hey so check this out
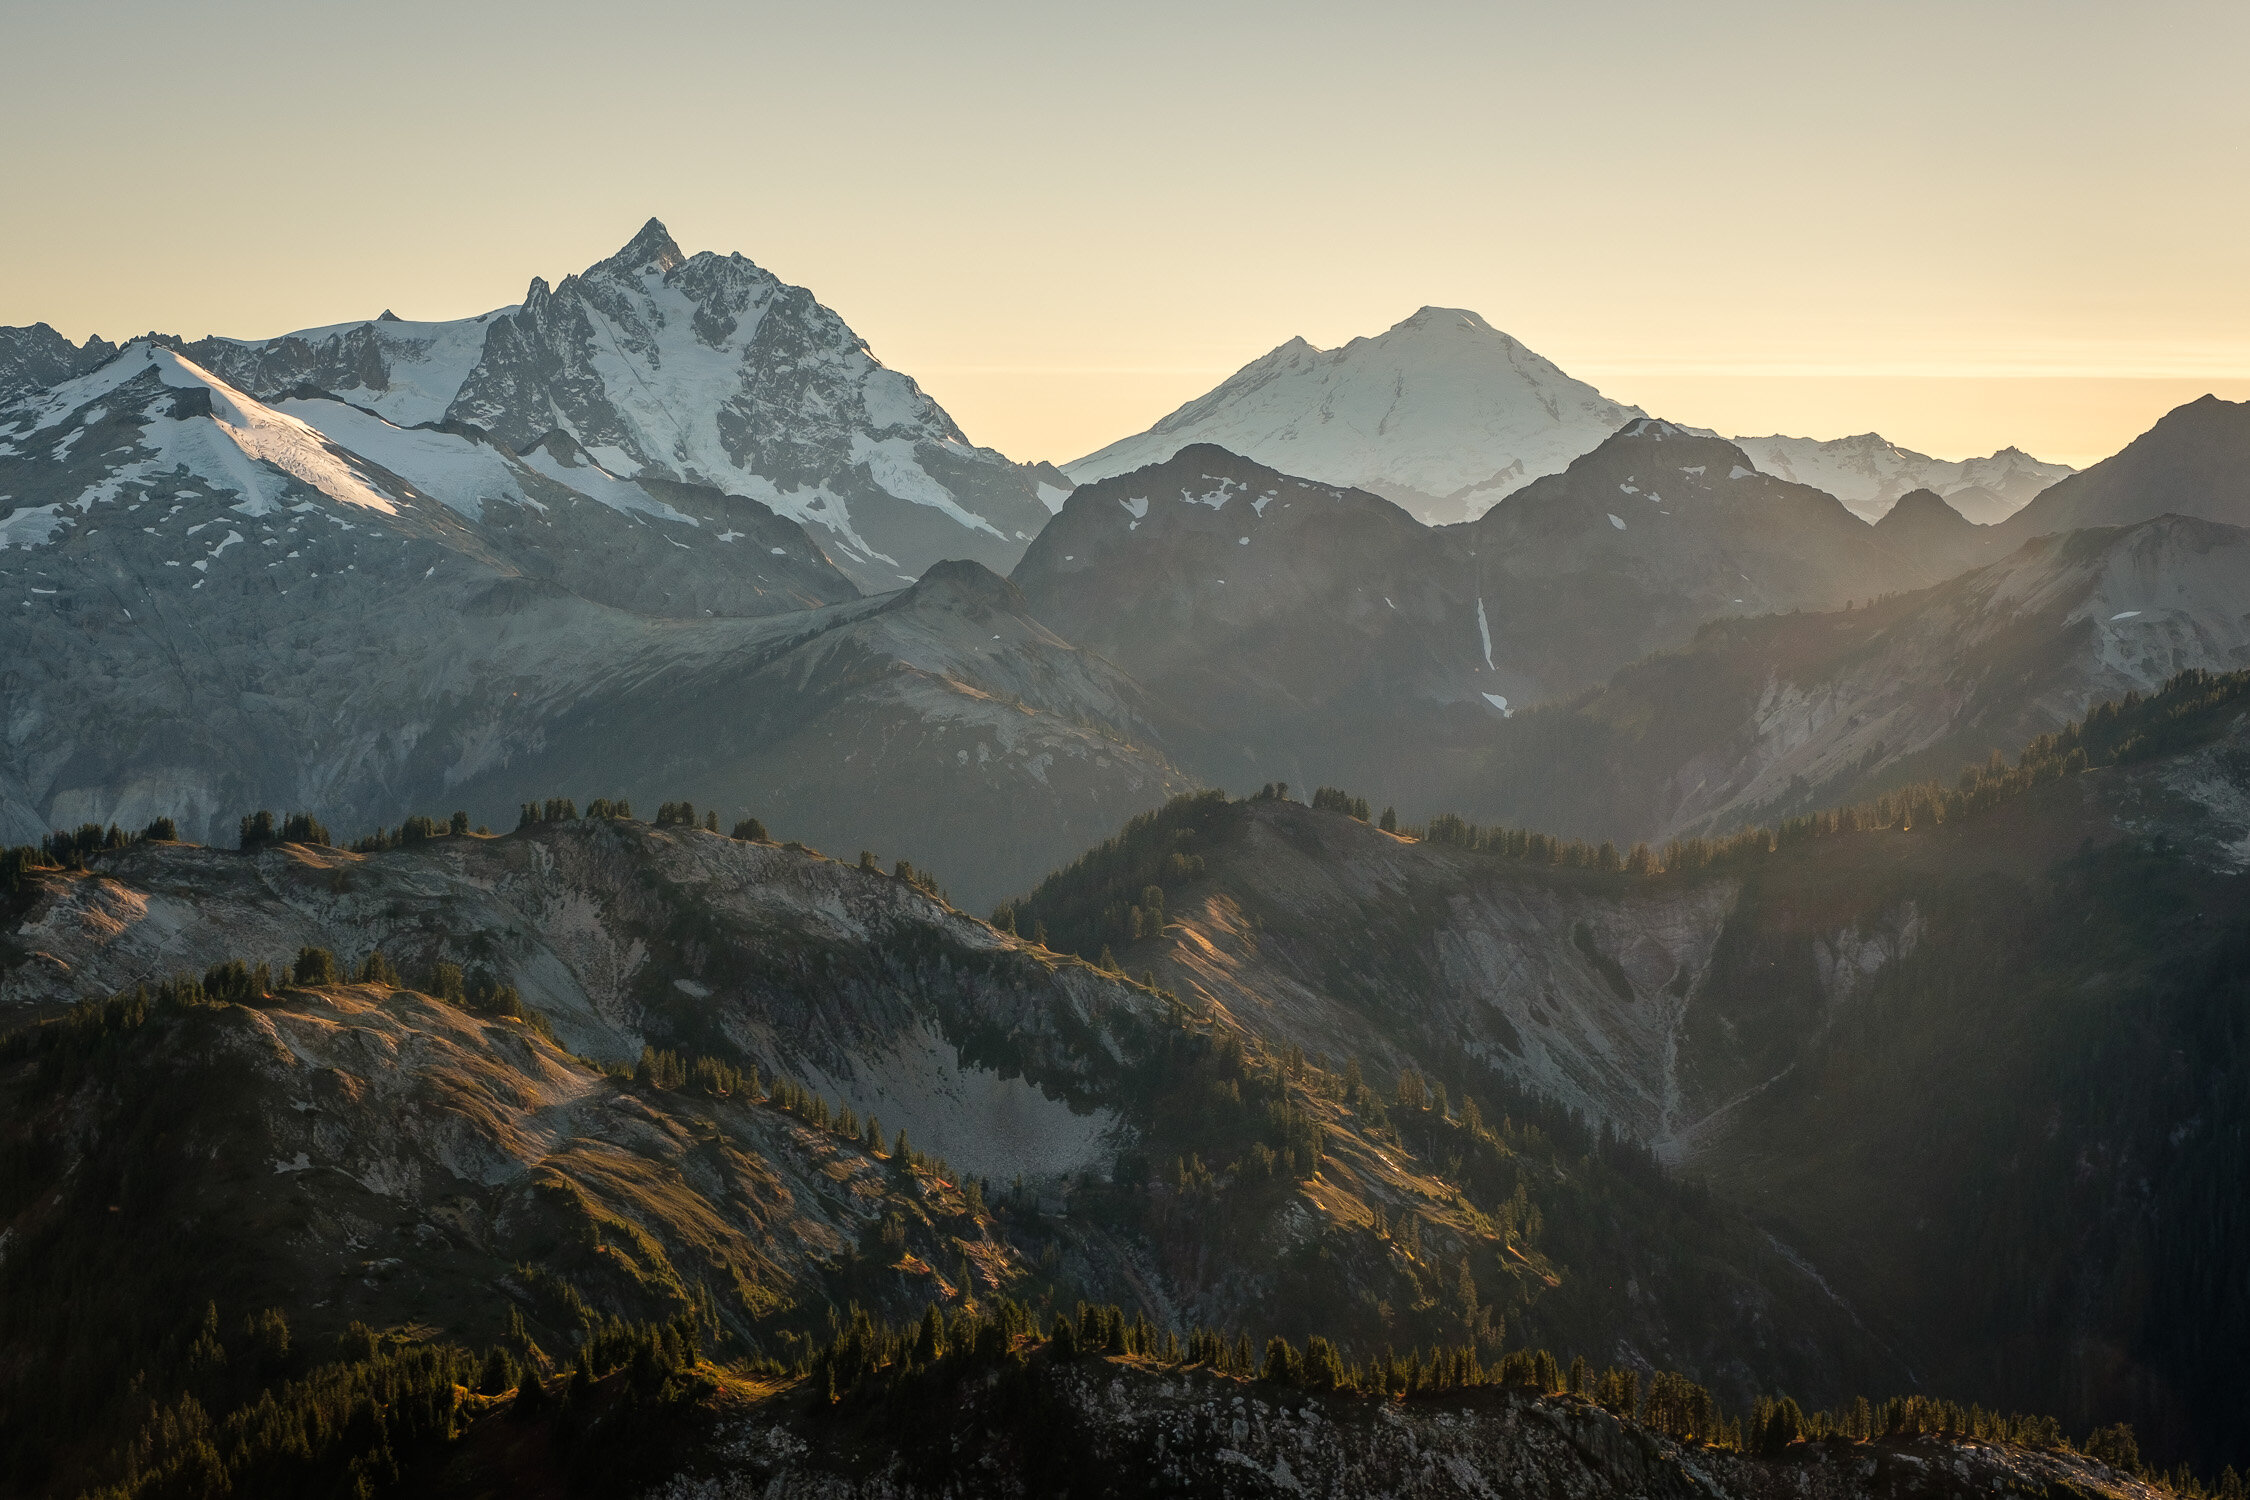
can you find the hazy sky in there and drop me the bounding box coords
[4,0,2245,468]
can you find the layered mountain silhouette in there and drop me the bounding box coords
[1067,307,2073,526]
[1017,423,1974,807]
[2001,393,2250,537]
[0,342,1180,901]
[1442,513,2250,844]
[1732,432,2072,523]
[8,237,2250,1489]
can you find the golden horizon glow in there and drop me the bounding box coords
[4,0,2245,476]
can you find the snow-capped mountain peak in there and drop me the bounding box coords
[1730,431,2073,524]
[599,216,688,276]
[147,218,1060,589]
[1615,417,1716,442]
[1065,307,1647,525]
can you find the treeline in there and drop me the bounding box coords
[1320,665,2250,878]
[585,1048,969,1187]
[2,948,557,1074]
[1001,666,2243,962]
[795,1295,2141,1473]
[763,1073,968,1184]
[237,790,785,850]
[8,786,793,898]
[855,849,946,903]
[240,810,338,849]
[1119,1025,1326,1192]
[1770,664,2250,846]
[348,811,474,852]
[1310,785,1375,822]
[83,1303,711,1500]
[1006,789,1232,960]
[591,1045,752,1099]
[2,817,178,895]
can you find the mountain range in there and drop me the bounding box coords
[1066,308,2075,526]
[6,666,2246,1490]
[123,219,1065,591]
[8,263,2246,906]
[1730,432,2073,524]
[1015,420,2018,814]
[6,216,2250,1491]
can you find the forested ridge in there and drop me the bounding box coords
[2,666,2247,1493]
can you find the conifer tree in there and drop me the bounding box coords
[914,1304,944,1366]
[477,1346,515,1395]
[292,946,340,987]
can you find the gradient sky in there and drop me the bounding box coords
[4,0,2245,469]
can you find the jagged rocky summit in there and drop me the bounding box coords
[155,217,1067,589]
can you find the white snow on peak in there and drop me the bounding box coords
[1616,418,1711,442]
[1731,432,2074,523]
[1608,513,1627,530]
[1482,692,1512,716]
[19,344,401,519]
[278,398,529,522]
[517,441,694,524]
[1475,598,1495,669]
[224,311,510,427]
[1063,306,1646,524]
[1118,495,1149,520]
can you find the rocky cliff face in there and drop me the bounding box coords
[653,1360,2162,1500]
[9,724,2246,1481]
[0,321,118,406]
[1441,514,2250,845]
[0,343,1180,898]
[1009,703,2250,1465]
[1015,428,1948,814]
[170,219,1065,590]
[0,818,1911,1441]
